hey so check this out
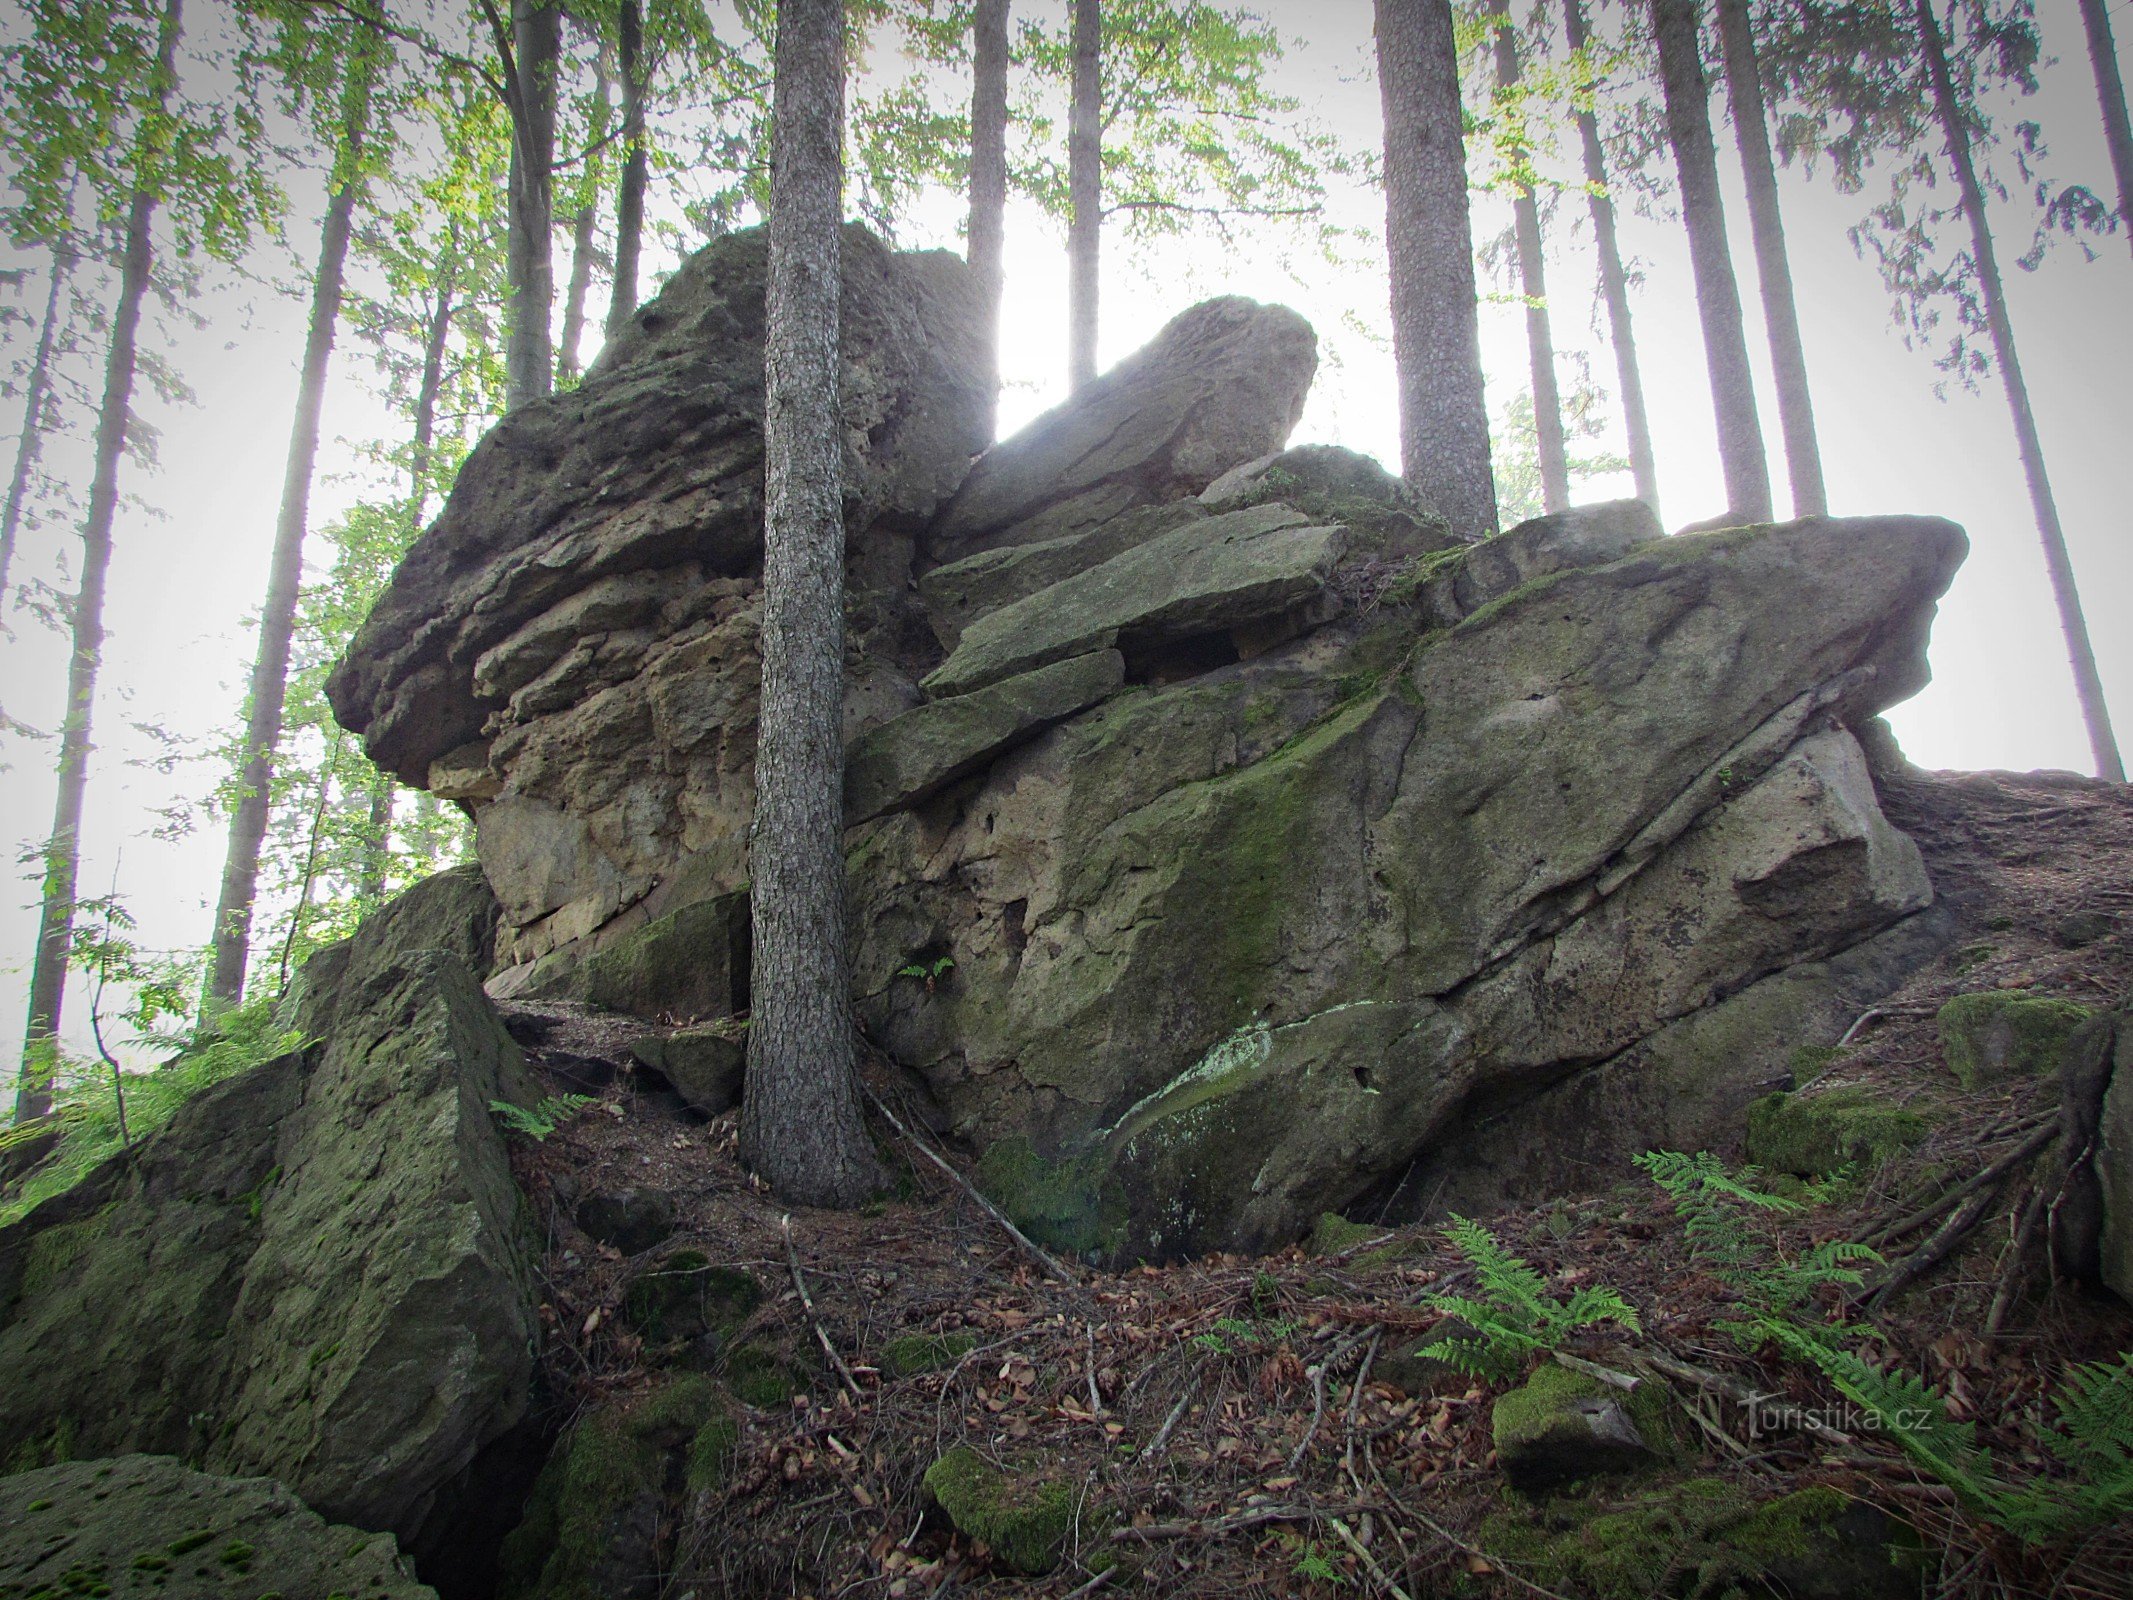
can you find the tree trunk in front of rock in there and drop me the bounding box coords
[16,0,182,1121]
[1066,0,1100,392]
[1491,0,1569,514]
[606,0,648,337]
[557,55,611,383]
[205,36,376,1013]
[741,0,886,1208]
[1915,0,2122,782]
[1375,0,1496,538]
[1715,0,1824,516]
[504,0,559,408]
[1650,0,1771,523]
[969,0,1010,434]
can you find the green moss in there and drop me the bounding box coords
[1936,991,2094,1090]
[1493,1366,1622,1457]
[922,1445,1083,1576]
[1308,1213,1380,1256]
[974,1137,1124,1260]
[619,1251,760,1349]
[685,1411,738,1494]
[724,1342,806,1408]
[20,1210,112,1300]
[1788,1045,1846,1086]
[879,1332,976,1377]
[1746,1086,1932,1178]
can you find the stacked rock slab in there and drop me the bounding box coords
[0,869,540,1557]
[330,235,1965,1262]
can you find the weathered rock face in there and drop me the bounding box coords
[0,873,541,1550]
[0,1455,437,1599]
[332,280,1965,1262]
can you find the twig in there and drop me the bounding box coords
[1110,1503,1339,1542]
[1864,1183,2007,1312]
[1144,1387,1195,1464]
[1329,1516,1414,1600]
[1632,1349,1854,1446]
[1343,1330,1382,1487]
[859,1079,1083,1291]
[1288,1359,1331,1469]
[1552,1351,1639,1390]
[1985,1182,2050,1336]
[1061,1569,1114,1598]
[1863,1121,2057,1250]
[782,1215,863,1399]
[1085,1320,1105,1416]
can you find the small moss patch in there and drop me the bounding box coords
[974,1137,1122,1260]
[1746,1086,1931,1177]
[922,1446,1082,1576]
[619,1250,760,1351]
[725,1342,808,1408]
[879,1332,976,1377]
[1937,991,2094,1090]
[1307,1213,1380,1256]
[1492,1365,1669,1492]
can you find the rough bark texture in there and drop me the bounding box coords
[1916,0,2122,781]
[969,0,1010,437]
[1650,0,1771,522]
[1716,0,1824,517]
[1564,0,1658,514]
[2078,0,2133,262]
[15,0,182,1121]
[0,241,71,604]
[1491,0,1569,514]
[740,0,885,1208]
[504,0,559,410]
[1375,0,1496,538]
[606,0,648,339]
[206,41,375,1011]
[1066,0,1100,392]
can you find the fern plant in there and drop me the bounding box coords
[1416,1214,1641,1383]
[490,1095,596,1142]
[1769,1328,2133,1540]
[1635,1150,1880,1351]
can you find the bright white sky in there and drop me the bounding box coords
[1,0,2130,1068]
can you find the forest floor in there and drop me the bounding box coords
[500,764,2133,1600]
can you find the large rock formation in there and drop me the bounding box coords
[0,869,541,1553]
[329,225,1965,1261]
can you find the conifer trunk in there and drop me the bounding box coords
[1715,0,1824,515]
[1066,0,1100,391]
[1375,0,1497,538]
[1649,0,1771,522]
[1490,0,1569,514]
[1563,0,1659,514]
[205,39,376,1011]
[606,0,648,337]
[740,0,885,1207]
[358,776,394,906]
[0,240,73,607]
[969,0,1010,435]
[504,0,559,408]
[1916,0,2122,781]
[2077,0,2133,259]
[557,57,611,382]
[15,0,183,1121]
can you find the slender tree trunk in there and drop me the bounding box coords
[2077,0,2133,259]
[15,0,183,1122]
[1916,0,2122,782]
[204,39,376,1012]
[605,0,647,339]
[557,56,611,383]
[969,0,1010,436]
[358,774,394,905]
[1563,0,1659,515]
[1649,0,1771,522]
[741,0,884,1207]
[1066,0,1100,391]
[1715,0,1824,516]
[1489,0,1569,514]
[505,0,559,408]
[1375,0,1496,538]
[0,239,74,606]
[409,256,457,523]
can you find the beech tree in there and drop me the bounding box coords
[206,20,386,1011]
[741,0,885,1207]
[0,236,74,611]
[496,0,559,407]
[1649,0,1771,522]
[1562,0,1659,513]
[1714,0,1825,516]
[969,0,1009,428]
[1376,0,1496,537]
[1066,0,1099,389]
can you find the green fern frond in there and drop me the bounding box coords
[1559,1284,1643,1335]
[1443,1213,1551,1307]
[2048,1352,2133,1477]
[1416,1332,1528,1384]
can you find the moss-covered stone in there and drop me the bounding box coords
[498,1377,736,1600]
[725,1342,809,1408]
[1479,1477,1921,1599]
[1492,1365,1666,1492]
[1307,1212,1381,1256]
[974,1137,1125,1260]
[1746,1086,1932,1177]
[1937,990,2094,1090]
[580,890,748,1022]
[619,1250,760,1355]
[879,1332,976,1377]
[921,1445,1083,1575]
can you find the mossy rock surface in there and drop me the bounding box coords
[1492,1365,1669,1492]
[0,1454,434,1599]
[1937,990,2094,1090]
[580,890,749,1022]
[1306,1213,1381,1256]
[497,1376,737,1600]
[1746,1086,1932,1177]
[921,1446,1083,1575]
[724,1341,811,1408]
[619,1250,761,1354]
[1480,1477,1921,1599]
[879,1332,976,1377]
